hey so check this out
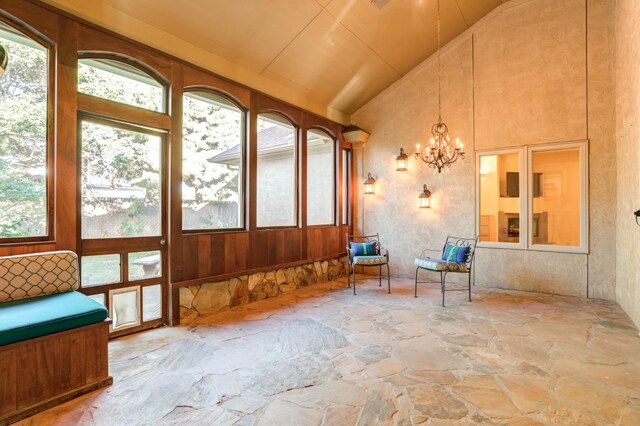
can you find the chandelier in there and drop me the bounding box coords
[414,0,464,173]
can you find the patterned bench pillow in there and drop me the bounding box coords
[0,251,79,303]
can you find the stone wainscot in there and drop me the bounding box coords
[180,257,348,320]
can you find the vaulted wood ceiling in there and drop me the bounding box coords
[42,0,508,123]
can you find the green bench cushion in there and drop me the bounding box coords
[0,291,108,346]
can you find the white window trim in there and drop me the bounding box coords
[475,141,588,254]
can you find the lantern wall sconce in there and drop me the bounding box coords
[364,173,376,195]
[395,148,408,171]
[419,184,432,208]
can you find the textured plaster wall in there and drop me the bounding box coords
[351,0,616,299]
[615,0,640,327]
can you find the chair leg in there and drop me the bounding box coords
[468,272,472,302]
[386,263,390,294]
[353,267,356,295]
[379,265,382,287]
[440,271,445,307]
[414,267,419,298]
[347,264,351,288]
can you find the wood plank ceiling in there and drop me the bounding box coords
[41,0,507,123]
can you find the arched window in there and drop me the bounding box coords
[257,113,297,227]
[0,20,49,239]
[307,128,335,225]
[78,57,165,112]
[182,90,245,230]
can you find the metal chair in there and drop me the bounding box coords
[414,235,478,306]
[346,233,390,295]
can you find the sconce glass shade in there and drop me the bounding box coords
[395,148,408,171]
[0,44,8,76]
[364,172,376,195]
[419,184,432,208]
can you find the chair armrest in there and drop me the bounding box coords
[379,247,389,259]
[418,248,441,259]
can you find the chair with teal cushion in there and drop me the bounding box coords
[414,235,478,306]
[346,233,390,295]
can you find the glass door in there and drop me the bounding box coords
[79,117,167,337]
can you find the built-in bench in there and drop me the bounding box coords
[0,251,112,425]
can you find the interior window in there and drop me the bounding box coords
[0,22,49,239]
[256,113,297,227]
[478,152,522,244]
[182,91,244,231]
[307,129,335,225]
[531,148,581,247]
[78,58,165,112]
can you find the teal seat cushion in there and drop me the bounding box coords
[415,257,468,272]
[0,291,108,346]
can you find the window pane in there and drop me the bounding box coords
[81,121,161,239]
[110,287,140,330]
[342,150,351,225]
[479,152,520,243]
[257,113,296,227]
[531,148,581,246]
[128,250,161,281]
[82,254,121,287]
[88,293,106,306]
[0,24,48,238]
[183,92,243,230]
[143,284,162,321]
[78,58,164,112]
[307,129,334,225]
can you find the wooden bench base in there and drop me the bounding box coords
[0,320,112,426]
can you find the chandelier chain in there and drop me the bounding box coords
[437,0,441,120]
[413,0,465,173]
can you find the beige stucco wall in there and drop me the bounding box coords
[351,0,616,300]
[615,0,640,327]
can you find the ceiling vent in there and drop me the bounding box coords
[371,0,392,10]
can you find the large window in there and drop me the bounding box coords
[342,149,351,225]
[306,129,335,225]
[257,113,297,227]
[81,120,162,239]
[78,58,165,112]
[477,142,587,252]
[0,22,49,239]
[182,91,244,231]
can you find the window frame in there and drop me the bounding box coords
[0,16,55,244]
[181,88,248,234]
[306,126,337,227]
[475,141,588,254]
[255,110,300,230]
[77,52,170,114]
[341,148,352,226]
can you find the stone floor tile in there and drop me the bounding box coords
[18,276,640,425]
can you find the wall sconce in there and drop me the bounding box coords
[418,184,432,208]
[395,148,408,171]
[364,172,376,195]
[0,44,8,76]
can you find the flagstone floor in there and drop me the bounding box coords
[16,276,640,425]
